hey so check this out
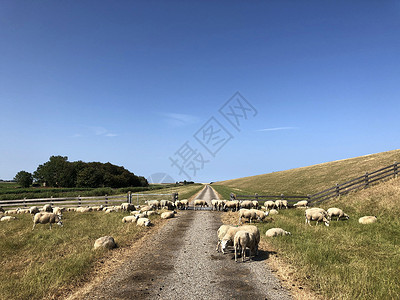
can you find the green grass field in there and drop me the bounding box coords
[215,149,400,196]
[0,184,203,300]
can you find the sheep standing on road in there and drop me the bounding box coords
[32,212,63,230]
[327,208,349,221]
[180,199,189,210]
[234,231,256,262]
[216,224,233,252]
[220,225,260,255]
[224,200,239,212]
[194,200,209,210]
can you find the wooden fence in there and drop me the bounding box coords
[309,162,399,205]
[234,162,399,206]
[0,192,177,210]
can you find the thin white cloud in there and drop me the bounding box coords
[257,127,298,132]
[161,112,200,127]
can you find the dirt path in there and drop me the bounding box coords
[67,185,292,300]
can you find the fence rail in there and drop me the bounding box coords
[0,192,177,209]
[234,161,399,207]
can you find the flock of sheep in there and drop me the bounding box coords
[212,198,378,262]
[0,198,188,231]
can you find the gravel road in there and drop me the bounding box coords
[68,185,292,300]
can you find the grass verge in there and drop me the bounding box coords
[0,184,203,300]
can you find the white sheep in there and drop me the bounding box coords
[238,209,257,224]
[122,215,139,223]
[240,200,253,209]
[220,225,260,255]
[217,200,226,211]
[43,204,53,212]
[224,200,240,212]
[144,210,157,217]
[29,206,40,214]
[359,216,377,224]
[234,231,256,262]
[77,207,92,213]
[211,199,219,210]
[140,205,153,212]
[252,201,259,209]
[269,209,279,215]
[216,224,233,252]
[146,200,160,209]
[305,208,330,226]
[160,200,175,210]
[32,212,63,230]
[250,209,269,222]
[52,207,64,215]
[136,217,151,227]
[161,211,175,219]
[180,199,189,209]
[194,199,209,210]
[1,216,16,221]
[265,228,291,237]
[264,201,275,209]
[327,208,349,221]
[293,200,308,208]
[121,203,135,212]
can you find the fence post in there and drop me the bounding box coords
[255,193,258,201]
[364,172,369,188]
[78,195,81,207]
[281,193,284,200]
[50,196,53,206]
[137,194,139,207]
[105,194,108,206]
[336,184,340,197]
[127,191,132,204]
[394,162,398,178]
[230,193,235,201]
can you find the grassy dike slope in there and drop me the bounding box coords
[216,149,400,195]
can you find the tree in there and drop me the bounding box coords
[14,171,33,188]
[33,156,75,187]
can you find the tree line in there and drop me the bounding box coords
[14,156,148,188]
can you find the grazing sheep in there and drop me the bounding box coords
[224,200,240,212]
[238,209,257,224]
[234,231,256,262]
[265,228,291,237]
[264,201,275,209]
[293,200,308,208]
[359,216,377,224]
[1,216,17,222]
[269,209,279,215]
[216,224,234,252]
[305,208,330,226]
[220,225,260,255]
[175,200,183,210]
[32,212,63,230]
[43,204,53,212]
[121,203,136,212]
[122,215,139,223]
[161,211,175,219]
[281,200,288,209]
[327,208,349,221]
[136,217,151,227]
[250,209,269,222]
[274,200,284,209]
[193,200,208,210]
[180,199,189,209]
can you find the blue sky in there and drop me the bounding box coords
[1,1,399,182]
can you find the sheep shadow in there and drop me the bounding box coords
[227,248,276,262]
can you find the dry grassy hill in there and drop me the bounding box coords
[216,149,400,195]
